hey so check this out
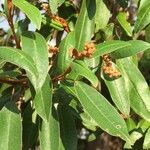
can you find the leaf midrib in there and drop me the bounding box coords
[135,5,150,31]
[75,83,130,141]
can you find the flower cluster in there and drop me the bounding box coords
[102,54,121,78]
[53,15,70,32]
[71,42,96,59]
[41,3,70,32]
[48,45,59,55]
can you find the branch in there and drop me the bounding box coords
[0,77,28,86]
[7,0,21,49]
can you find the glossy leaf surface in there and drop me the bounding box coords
[57,32,75,73]
[74,81,130,142]
[0,47,38,88]
[117,12,132,36]
[111,40,150,59]
[95,0,111,32]
[22,31,49,90]
[134,3,150,33]
[39,106,64,150]
[13,0,42,29]
[118,59,150,121]
[102,66,130,116]
[0,102,22,150]
[68,60,99,87]
[34,76,52,121]
[58,105,77,150]
[75,0,96,51]
[143,127,150,149]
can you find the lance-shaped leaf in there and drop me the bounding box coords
[57,32,75,73]
[74,81,131,143]
[134,3,150,33]
[94,40,150,59]
[49,0,65,14]
[95,0,111,32]
[0,101,22,150]
[34,76,52,121]
[143,127,150,149]
[93,41,130,58]
[39,106,64,150]
[75,0,96,51]
[12,0,42,29]
[67,60,99,87]
[22,102,38,150]
[101,63,130,116]
[120,58,150,112]
[21,31,49,90]
[117,12,132,36]
[0,46,38,89]
[111,40,150,59]
[118,59,150,121]
[139,0,150,10]
[58,105,77,150]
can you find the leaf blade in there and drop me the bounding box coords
[58,105,77,150]
[34,76,52,121]
[0,102,22,150]
[12,0,42,29]
[21,31,49,89]
[74,0,96,51]
[74,81,130,142]
[0,46,38,89]
[134,4,150,33]
[39,106,64,150]
[57,32,75,73]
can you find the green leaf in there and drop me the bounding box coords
[119,58,150,111]
[134,3,150,33]
[74,81,131,142]
[4,0,9,18]
[22,102,38,150]
[12,0,42,30]
[117,12,132,36]
[0,101,22,150]
[126,118,136,132]
[49,0,65,14]
[95,0,111,32]
[68,60,99,87]
[21,31,49,90]
[39,106,64,150]
[137,119,150,133]
[84,57,100,73]
[143,127,150,149]
[60,81,76,96]
[118,59,150,121]
[34,76,52,121]
[0,70,21,78]
[49,0,58,14]
[58,105,77,150]
[124,130,143,149]
[93,40,130,58]
[57,32,75,73]
[80,111,97,131]
[139,0,150,10]
[75,0,96,51]
[0,47,38,89]
[94,40,150,59]
[0,59,5,69]
[146,24,150,42]
[111,40,150,59]
[101,63,130,116]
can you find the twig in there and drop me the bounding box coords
[0,77,28,86]
[7,0,20,48]
[52,66,71,82]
